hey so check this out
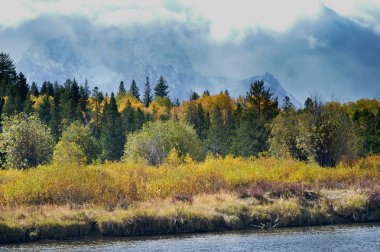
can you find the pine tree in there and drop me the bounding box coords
[91,86,103,138]
[118,81,126,96]
[3,86,18,115]
[143,76,153,107]
[129,80,140,100]
[205,105,228,156]
[23,94,34,115]
[154,75,169,98]
[202,90,210,97]
[189,91,200,101]
[40,81,48,95]
[39,95,51,126]
[121,100,135,133]
[135,107,145,130]
[175,98,180,107]
[16,72,29,104]
[46,82,54,97]
[282,96,294,112]
[233,80,279,156]
[30,82,39,96]
[50,88,62,141]
[79,80,91,124]
[101,93,124,161]
[0,52,17,86]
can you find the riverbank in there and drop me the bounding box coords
[1,156,380,244]
[1,189,380,244]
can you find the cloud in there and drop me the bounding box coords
[305,35,327,49]
[1,1,380,103]
[2,0,380,42]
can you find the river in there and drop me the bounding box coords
[2,224,380,251]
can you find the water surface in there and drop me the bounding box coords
[2,224,380,251]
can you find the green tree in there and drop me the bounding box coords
[30,82,39,96]
[205,105,228,156]
[53,140,86,166]
[0,52,17,92]
[39,95,51,126]
[16,72,29,105]
[186,103,209,140]
[189,91,200,101]
[101,93,124,161]
[154,75,169,98]
[117,81,126,97]
[135,107,145,130]
[269,99,358,166]
[0,113,54,169]
[90,86,103,138]
[353,108,380,155]
[121,100,135,133]
[60,121,101,164]
[143,77,153,107]
[123,120,202,165]
[233,80,279,156]
[129,80,140,100]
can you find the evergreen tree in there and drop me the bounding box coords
[79,80,90,124]
[16,72,29,104]
[129,79,140,100]
[39,95,51,126]
[154,75,169,98]
[135,107,145,130]
[175,98,180,107]
[143,76,153,107]
[91,86,103,138]
[80,79,91,99]
[205,105,228,156]
[30,82,39,96]
[233,80,279,156]
[282,96,294,112]
[101,93,124,161]
[46,82,54,97]
[3,86,18,115]
[50,88,62,141]
[190,91,200,101]
[121,100,135,133]
[118,81,126,96]
[203,90,210,97]
[0,52,17,87]
[40,81,48,95]
[23,94,34,115]
[0,75,10,97]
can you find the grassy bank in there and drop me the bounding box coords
[1,156,380,243]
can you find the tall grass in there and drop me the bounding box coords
[1,156,379,207]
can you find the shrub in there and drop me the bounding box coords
[0,113,54,169]
[60,121,101,164]
[123,120,202,165]
[53,141,86,166]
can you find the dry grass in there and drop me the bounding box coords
[1,156,380,207]
[1,156,380,243]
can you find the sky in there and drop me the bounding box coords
[1,0,380,102]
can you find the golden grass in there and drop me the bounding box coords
[0,156,380,206]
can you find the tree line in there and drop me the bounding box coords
[0,52,379,169]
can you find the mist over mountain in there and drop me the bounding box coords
[17,29,212,101]
[1,3,380,103]
[16,28,299,104]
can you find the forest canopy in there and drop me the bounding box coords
[0,52,379,168]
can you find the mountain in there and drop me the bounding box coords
[211,73,302,108]
[237,73,302,108]
[17,34,299,105]
[17,33,212,101]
